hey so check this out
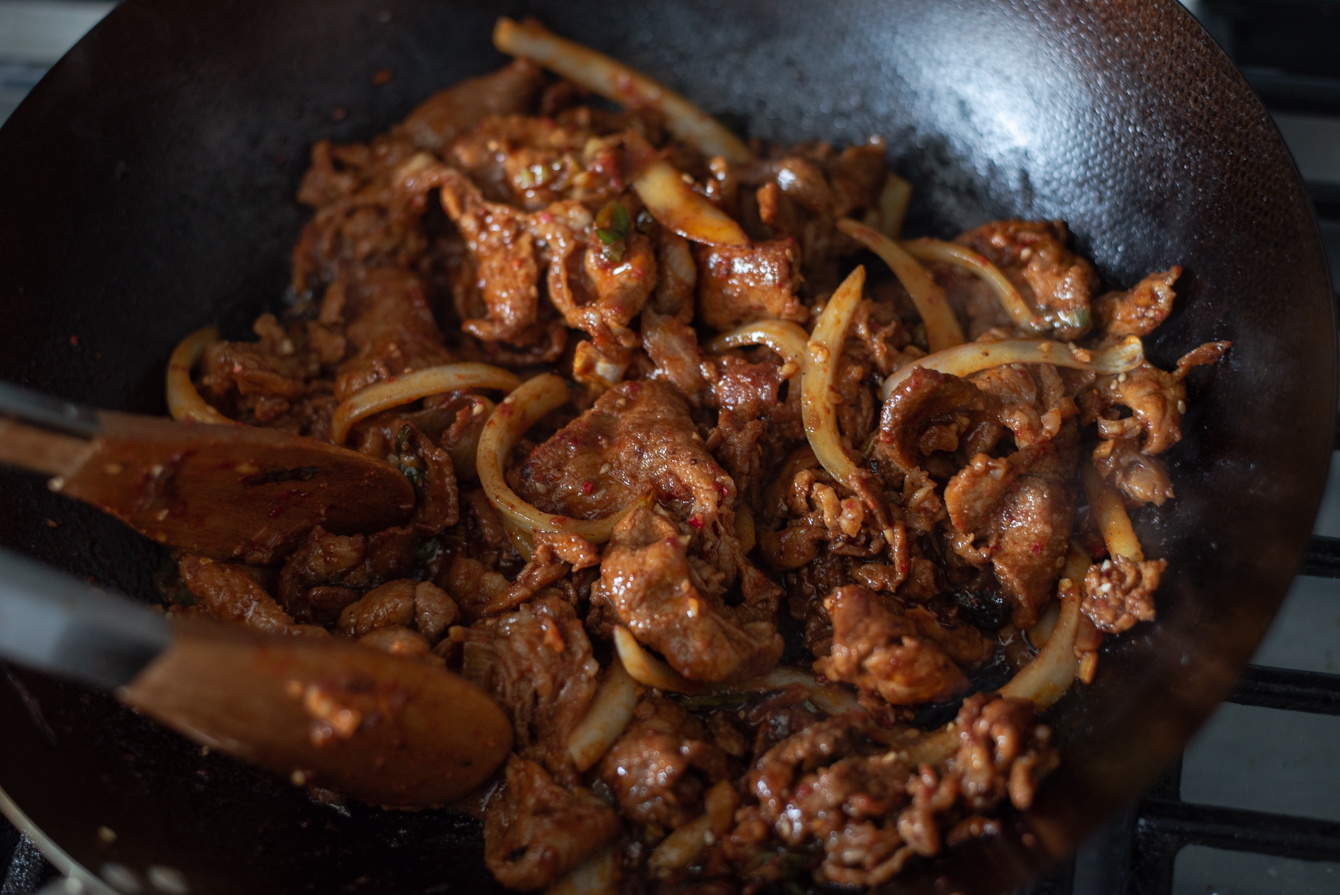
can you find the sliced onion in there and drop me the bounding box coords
[1026,600,1062,650]
[330,363,520,445]
[728,665,862,717]
[836,218,964,353]
[500,514,536,562]
[634,158,750,246]
[648,812,712,877]
[1081,463,1144,561]
[800,265,890,537]
[880,335,1145,400]
[546,845,621,895]
[734,505,756,556]
[493,17,749,163]
[166,326,233,424]
[613,626,706,695]
[878,173,912,239]
[567,662,641,772]
[999,548,1090,709]
[902,238,1043,334]
[477,373,635,543]
[705,319,810,376]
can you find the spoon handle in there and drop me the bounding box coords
[0,548,171,689]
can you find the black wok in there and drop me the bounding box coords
[0,1,1332,893]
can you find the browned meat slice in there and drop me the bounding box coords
[329,267,456,401]
[394,59,545,154]
[447,112,623,211]
[516,379,734,525]
[956,219,1099,339]
[813,586,968,705]
[944,453,1024,536]
[969,361,1076,447]
[178,555,313,634]
[468,595,599,774]
[875,367,1000,476]
[598,698,732,829]
[438,170,543,345]
[1081,555,1167,633]
[1091,267,1181,340]
[651,230,697,321]
[484,755,619,891]
[983,469,1077,628]
[1092,433,1175,506]
[948,693,1059,812]
[197,315,342,435]
[1088,341,1231,457]
[599,507,783,682]
[336,579,459,643]
[695,240,806,331]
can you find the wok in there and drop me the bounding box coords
[0,0,1332,893]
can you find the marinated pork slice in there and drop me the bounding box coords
[516,379,734,524]
[695,240,806,331]
[813,586,969,705]
[393,59,546,154]
[469,594,599,775]
[956,219,1099,339]
[1082,555,1167,633]
[178,555,323,636]
[336,579,459,643]
[598,698,732,829]
[599,507,783,682]
[1091,267,1181,341]
[484,755,619,890]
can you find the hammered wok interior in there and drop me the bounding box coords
[0,1,1332,892]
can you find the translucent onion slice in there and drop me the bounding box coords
[500,514,536,562]
[878,173,912,239]
[493,17,749,164]
[999,548,1090,709]
[648,812,712,877]
[705,319,810,376]
[880,335,1145,401]
[734,504,756,556]
[801,265,889,529]
[836,218,965,353]
[1081,463,1144,561]
[902,238,1044,334]
[634,159,750,246]
[567,662,641,772]
[613,626,706,695]
[731,665,862,717]
[166,326,233,424]
[1026,600,1062,650]
[330,363,520,445]
[477,373,634,543]
[546,846,620,895]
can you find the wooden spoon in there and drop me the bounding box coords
[0,548,512,806]
[0,382,416,563]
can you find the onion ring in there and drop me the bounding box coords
[567,661,641,772]
[836,218,965,352]
[1081,463,1144,561]
[880,335,1145,400]
[901,237,1044,334]
[165,326,233,424]
[477,373,637,542]
[493,17,749,164]
[705,319,810,375]
[330,363,520,445]
[633,158,750,246]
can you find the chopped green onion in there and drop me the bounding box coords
[394,424,411,455]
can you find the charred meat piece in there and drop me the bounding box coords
[813,586,968,705]
[1082,555,1167,633]
[484,755,619,890]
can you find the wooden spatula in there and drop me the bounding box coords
[0,548,513,806]
[0,382,416,563]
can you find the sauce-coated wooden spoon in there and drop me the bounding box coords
[0,548,512,806]
[0,381,416,563]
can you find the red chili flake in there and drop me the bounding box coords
[581,480,594,494]
[45,518,58,528]
[68,335,79,346]
[1031,542,1044,556]
[688,514,704,530]
[537,211,553,224]
[715,482,730,499]
[331,106,348,121]
[268,505,287,519]
[371,68,394,85]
